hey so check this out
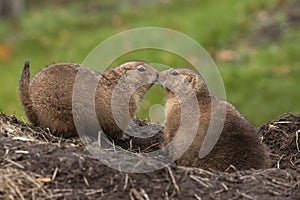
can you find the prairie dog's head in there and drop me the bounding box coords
[115,61,158,85]
[112,61,158,99]
[104,61,158,126]
[100,61,158,96]
[158,67,210,99]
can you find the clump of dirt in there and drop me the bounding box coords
[259,113,300,170]
[0,113,299,199]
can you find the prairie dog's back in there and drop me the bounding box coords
[20,63,86,137]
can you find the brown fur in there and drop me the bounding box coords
[19,61,158,139]
[158,67,270,171]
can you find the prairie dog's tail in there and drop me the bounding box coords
[19,61,38,124]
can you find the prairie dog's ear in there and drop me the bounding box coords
[185,74,195,83]
[106,69,117,79]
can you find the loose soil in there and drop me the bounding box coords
[0,113,299,200]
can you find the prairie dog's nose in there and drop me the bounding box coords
[157,69,170,85]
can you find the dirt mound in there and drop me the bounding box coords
[259,113,300,170]
[0,113,299,199]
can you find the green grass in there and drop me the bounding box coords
[0,0,299,126]
[219,27,300,125]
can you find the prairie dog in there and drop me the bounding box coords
[158,67,270,171]
[19,61,158,139]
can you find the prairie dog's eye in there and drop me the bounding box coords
[171,70,179,76]
[137,65,146,72]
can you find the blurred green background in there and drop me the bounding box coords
[0,0,299,126]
